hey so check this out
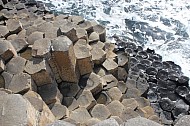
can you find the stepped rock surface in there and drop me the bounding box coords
[0,0,189,126]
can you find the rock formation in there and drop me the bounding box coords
[0,0,189,126]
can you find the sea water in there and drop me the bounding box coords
[37,0,190,77]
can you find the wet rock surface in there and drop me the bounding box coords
[115,33,190,125]
[0,0,189,126]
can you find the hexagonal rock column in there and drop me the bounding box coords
[32,38,51,58]
[23,91,56,126]
[1,71,13,89]
[90,46,106,65]
[8,72,32,94]
[0,25,9,37]
[37,83,63,105]
[77,90,97,110]
[51,36,79,83]
[24,58,53,86]
[0,39,17,62]
[68,15,84,25]
[10,38,28,53]
[101,74,118,90]
[102,58,118,77]
[91,104,111,120]
[73,39,93,76]
[78,21,93,33]
[48,58,62,84]
[70,107,92,124]
[0,59,5,73]
[6,56,26,75]
[84,72,103,95]
[120,108,140,122]
[58,82,80,97]
[27,31,44,45]
[96,91,112,105]
[107,100,125,117]
[93,24,106,42]
[0,94,38,126]
[6,19,23,34]
[51,102,69,120]
[107,87,123,101]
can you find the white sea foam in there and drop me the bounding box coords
[38,0,190,77]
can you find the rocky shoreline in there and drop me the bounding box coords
[0,0,190,126]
